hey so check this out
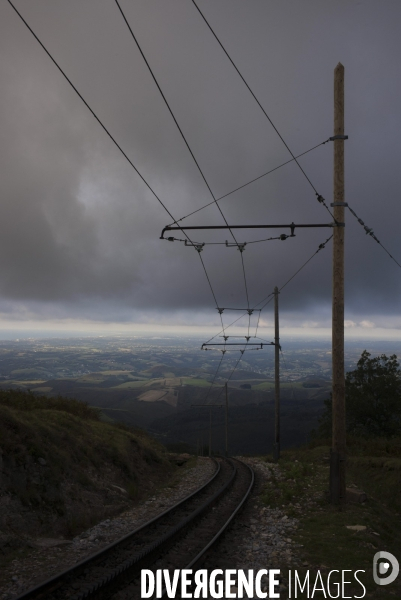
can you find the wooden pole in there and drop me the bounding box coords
[225,382,228,457]
[273,286,280,461]
[330,62,346,505]
[209,408,212,457]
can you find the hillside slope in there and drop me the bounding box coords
[0,390,173,550]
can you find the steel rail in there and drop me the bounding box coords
[161,457,255,597]
[185,458,254,567]
[69,459,237,600]
[13,459,222,600]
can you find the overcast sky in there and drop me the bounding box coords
[1,0,400,340]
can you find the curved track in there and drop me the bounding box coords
[14,458,254,600]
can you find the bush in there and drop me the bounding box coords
[316,351,401,438]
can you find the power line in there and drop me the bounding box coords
[7,0,228,334]
[5,0,184,232]
[203,235,334,392]
[203,349,226,403]
[347,205,401,269]
[169,138,331,226]
[115,0,252,312]
[190,0,334,218]
[259,234,334,310]
[203,233,334,344]
[198,253,226,334]
[114,0,241,249]
[214,343,249,401]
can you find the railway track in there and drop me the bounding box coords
[14,458,254,600]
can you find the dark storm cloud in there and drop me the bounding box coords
[0,0,400,328]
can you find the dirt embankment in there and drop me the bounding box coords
[0,390,174,554]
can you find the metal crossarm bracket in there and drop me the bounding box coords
[184,240,204,252]
[216,307,261,312]
[160,222,336,239]
[225,241,246,251]
[202,342,275,349]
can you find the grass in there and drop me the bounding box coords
[260,454,316,509]
[260,442,401,598]
[0,389,173,536]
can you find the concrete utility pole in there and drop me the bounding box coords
[273,286,280,461]
[330,62,346,505]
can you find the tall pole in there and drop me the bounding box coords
[273,286,280,461]
[225,382,228,457]
[209,408,212,457]
[192,404,222,458]
[330,62,346,505]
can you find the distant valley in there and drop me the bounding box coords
[0,336,399,454]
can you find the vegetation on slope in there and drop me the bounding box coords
[0,390,173,540]
[261,439,401,598]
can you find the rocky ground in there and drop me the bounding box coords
[203,457,310,598]
[0,457,315,600]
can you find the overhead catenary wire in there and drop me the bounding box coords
[203,233,333,345]
[116,1,338,323]
[114,0,253,314]
[190,0,334,220]
[239,251,251,336]
[5,0,181,236]
[202,230,329,394]
[203,348,227,404]
[114,0,241,249]
[13,4,378,415]
[198,253,226,334]
[6,0,228,334]
[214,342,250,402]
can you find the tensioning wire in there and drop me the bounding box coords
[203,233,333,344]
[347,205,401,269]
[190,0,334,219]
[169,138,331,227]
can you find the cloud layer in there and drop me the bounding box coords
[1,0,400,334]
